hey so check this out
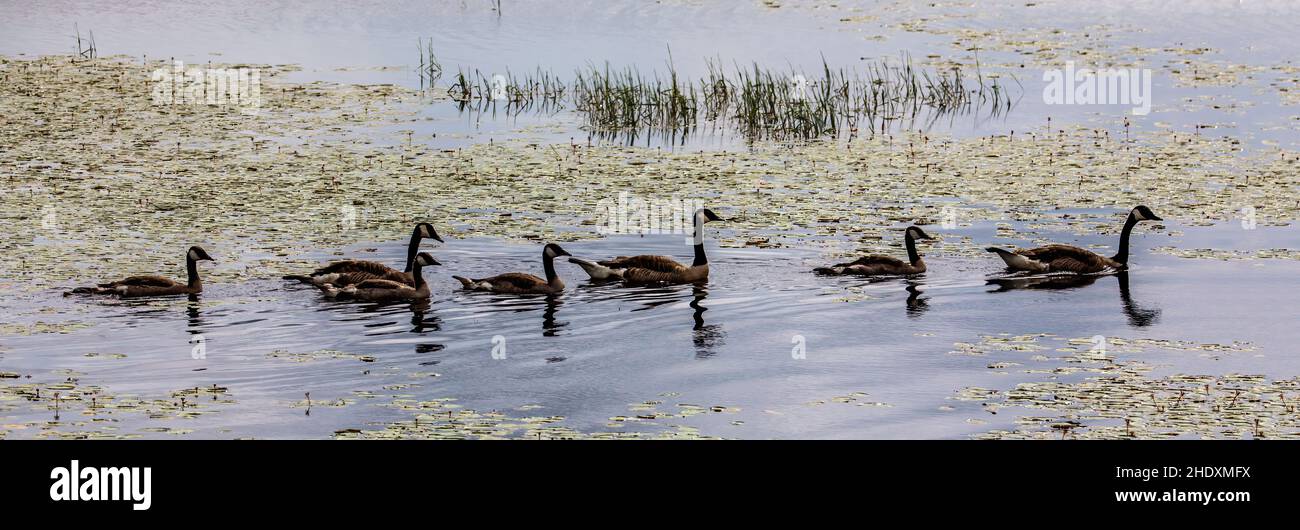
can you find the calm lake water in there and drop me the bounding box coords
[2,221,1299,439]
[1,1,1299,438]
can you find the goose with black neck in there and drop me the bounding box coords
[569,208,724,285]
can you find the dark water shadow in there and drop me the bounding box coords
[690,284,725,358]
[904,282,929,319]
[985,271,1161,328]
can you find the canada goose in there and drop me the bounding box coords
[814,226,935,276]
[453,243,571,294]
[284,223,442,287]
[324,252,440,302]
[986,205,1162,274]
[67,246,216,297]
[569,208,724,285]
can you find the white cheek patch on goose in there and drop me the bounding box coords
[188,250,198,261]
[1133,209,1148,221]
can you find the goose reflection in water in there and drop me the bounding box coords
[1116,272,1161,327]
[904,282,930,318]
[985,271,1160,327]
[185,293,204,330]
[690,285,725,358]
[542,294,566,337]
[185,294,207,370]
[408,300,442,334]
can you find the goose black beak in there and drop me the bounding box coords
[1149,215,1163,222]
[432,234,445,243]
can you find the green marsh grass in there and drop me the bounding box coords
[442,53,1018,142]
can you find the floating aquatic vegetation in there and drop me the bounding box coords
[950,334,1276,439]
[82,352,127,359]
[267,349,378,363]
[0,321,92,336]
[949,333,1051,356]
[977,369,1300,440]
[804,390,891,408]
[334,395,728,440]
[0,374,235,439]
[1152,246,1300,261]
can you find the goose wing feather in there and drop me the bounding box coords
[1019,245,1108,273]
[478,273,548,290]
[311,260,401,277]
[598,255,686,272]
[353,279,410,290]
[836,255,906,268]
[102,275,180,288]
[622,267,691,284]
[338,270,412,286]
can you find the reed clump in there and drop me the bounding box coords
[73,24,96,61]
[448,67,567,116]
[443,53,1019,142]
[417,38,441,91]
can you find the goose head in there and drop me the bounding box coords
[187,246,216,263]
[695,208,724,224]
[905,226,935,240]
[415,252,441,267]
[415,223,444,243]
[543,243,572,259]
[1130,205,1162,222]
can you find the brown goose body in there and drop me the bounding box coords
[67,246,215,297]
[456,272,561,294]
[569,208,723,285]
[285,223,442,287]
[598,254,709,284]
[987,206,1162,274]
[819,255,924,276]
[326,252,438,302]
[305,260,415,286]
[986,244,1119,274]
[454,244,570,295]
[815,226,934,276]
